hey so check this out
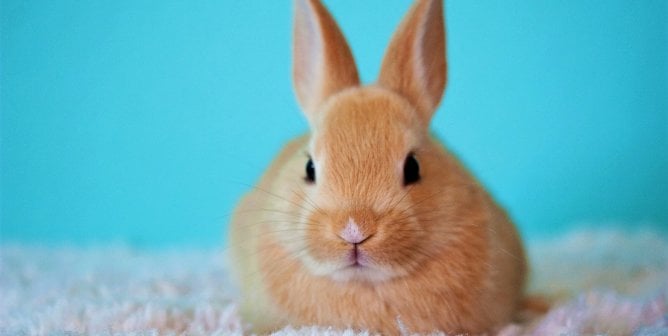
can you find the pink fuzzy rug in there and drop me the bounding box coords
[1,228,666,335]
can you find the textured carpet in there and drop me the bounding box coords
[1,228,666,335]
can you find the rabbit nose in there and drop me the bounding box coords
[339,218,372,244]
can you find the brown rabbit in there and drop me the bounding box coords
[229,0,527,334]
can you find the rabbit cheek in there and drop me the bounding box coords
[371,218,424,274]
[298,211,351,275]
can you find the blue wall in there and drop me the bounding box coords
[2,1,666,246]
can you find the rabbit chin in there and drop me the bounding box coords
[301,255,402,283]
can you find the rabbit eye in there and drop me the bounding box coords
[403,154,420,185]
[305,158,316,183]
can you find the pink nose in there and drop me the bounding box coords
[339,218,371,244]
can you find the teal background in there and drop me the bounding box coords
[2,1,666,247]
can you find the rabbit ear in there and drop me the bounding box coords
[293,0,360,122]
[377,0,446,124]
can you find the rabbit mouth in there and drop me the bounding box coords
[299,244,405,283]
[328,251,397,282]
[330,261,396,282]
[347,243,369,266]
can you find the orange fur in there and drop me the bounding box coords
[229,0,526,334]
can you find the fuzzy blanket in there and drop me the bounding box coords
[1,229,666,335]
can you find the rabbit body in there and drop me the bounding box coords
[230,1,526,334]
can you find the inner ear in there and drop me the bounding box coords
[377,0,446,124]
[293,0,360,124]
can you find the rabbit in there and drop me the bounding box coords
[229,0,527,334]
